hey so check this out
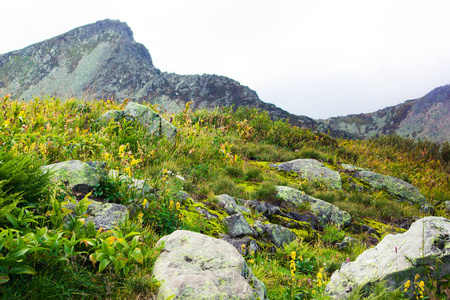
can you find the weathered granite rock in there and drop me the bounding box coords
[270,159,342,190]
[224,213,254,237]
[153,230,268,299]
[253,221,297,247]
[221,236,259,256]
[97,102,177,140]
[241,199,283,217]
[339,164,368,172]
[216,194,251,215]
[353,170,433,211]
[108,169,153,195]
[325,217,450,299]
[41,160,105,193]
[276,186,352,227]
[66,199,128,230]
[336,236,358,250]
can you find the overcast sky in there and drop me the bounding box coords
[1,0,450,119]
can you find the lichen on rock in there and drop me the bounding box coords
[275,186,352,227]
[270,159,342,190]
[153,230,268,299]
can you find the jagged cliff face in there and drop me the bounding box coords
[0,20,159,100]
[0,19,314,129]
[317,85,450,143]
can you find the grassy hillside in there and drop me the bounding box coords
[0,95,449,299]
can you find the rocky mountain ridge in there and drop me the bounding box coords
[316,84,450,143]
[0,19,315,129]
[1,18,449,143]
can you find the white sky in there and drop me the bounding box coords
[1,0,450,119]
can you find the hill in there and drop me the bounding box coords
[0,19,315,129]
[0,95,449,298]
[316,84,450,143]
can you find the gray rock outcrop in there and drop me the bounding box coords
[353,170,432,211]
[98,101,176,140]
[66,199,128,230]
[153,230,268,299]
[224,213,254,237]
[270,159,342,190]
[325,216,450,299]
[41,160,105,192]
[276,186,352,227]
[216,194,251,215]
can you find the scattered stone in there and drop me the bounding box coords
[276,186,352,227]
[153,230,268,299]
[221,236,259,256]
[360,224,378,235]
[216,194,251,215]
[41,160,105,193]
[257,222,297,247]
[325,217,450,299]
[270,159,342,190]
[336,236,358,250]
[108,169,153,195]
[65,199,128,230]
[353,170,433,211]
[97,101,177,140]
[224,213,254,237]
[339,164,368,172]
[444,201,450,213]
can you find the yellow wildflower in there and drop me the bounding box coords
[137,212,144,224]
[176,202,180,210]
[169,200,174,210]
[142,198,147,207]
[124,166,131,176]
[404,279,411,292]
[130,158,140,166]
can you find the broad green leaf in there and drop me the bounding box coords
[5,213,18,228]
[10,247,30,259]
[98,259,111,273]
[10,265,36,275]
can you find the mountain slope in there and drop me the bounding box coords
[317,85,450,143]
[0,19,314,128]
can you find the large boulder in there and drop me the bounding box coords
[153,230,268,299]
[353,170,433,211]
[65,199,128,230]
[276,186,352,227]
[325,217,450,299]
[97,101,177,140]
[41,160,105,193]
[270,159,342,190]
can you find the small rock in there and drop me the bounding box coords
[224,213,254,237]
[336,236,358,250]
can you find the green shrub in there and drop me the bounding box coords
[210,177,240,196]
[0,152,51,206]
[252,181,278,202]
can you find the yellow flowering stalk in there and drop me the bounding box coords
[404,279,411,292]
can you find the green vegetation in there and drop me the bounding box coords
[0,95,448,298]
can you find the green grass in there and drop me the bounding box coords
[0,95,448,299]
